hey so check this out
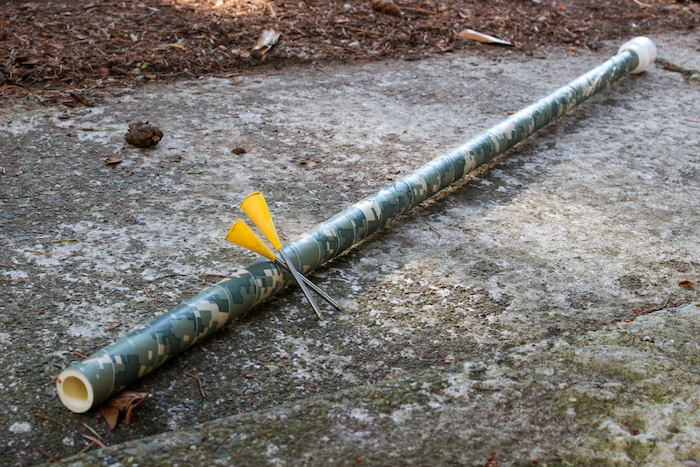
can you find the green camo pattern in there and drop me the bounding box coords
[58,49,640,409]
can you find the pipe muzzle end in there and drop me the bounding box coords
[56,369,94,413]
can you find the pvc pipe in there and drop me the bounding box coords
[56,37,654,413]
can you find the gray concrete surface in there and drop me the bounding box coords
[0,32,699,466]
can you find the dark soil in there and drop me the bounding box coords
[1,0,698,105]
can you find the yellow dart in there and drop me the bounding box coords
[240,192,282,250]
[226,218,341,314]
[240,192,324,319]
[226,219,276,261]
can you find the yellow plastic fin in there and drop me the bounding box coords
[225,219,277,262]
[240,191,283,250]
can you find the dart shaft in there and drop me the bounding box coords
[277,248,324,320]
[274,258,342,311]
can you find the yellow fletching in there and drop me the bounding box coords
[240,191,282,250]
[225,219,276,261]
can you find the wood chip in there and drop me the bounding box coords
[251,29,280,59]
[458,29,512,46]
[105,155,123,165]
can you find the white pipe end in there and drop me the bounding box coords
[618,37,657,74]
[56,369,94,413]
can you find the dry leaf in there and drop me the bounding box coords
[679,280,695,287]
[98,404,120,430]
[458,29,512,46]
[98,391,153,430]
[231,146,250,155]
[70,92,88,105]
[105,155,123,165]
[251,29,281,59]
[370,0,402,17]
[169,156,182,163]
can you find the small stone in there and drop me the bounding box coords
[1,213,15,219]
[683,461,698,467]
[559,383,568,390]
[348,42,360,49]
[142,443,161,453]
[568,397,577,402]
[642,335,654,342]
[212,450,230,459]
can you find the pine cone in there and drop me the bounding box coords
[125,121,163,148]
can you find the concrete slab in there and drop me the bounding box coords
[64,302,700,466]
[0,32,698,465]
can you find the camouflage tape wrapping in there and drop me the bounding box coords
[57,45,643,412]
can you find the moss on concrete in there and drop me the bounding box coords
[56,303,700,466]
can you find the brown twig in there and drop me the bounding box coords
[76,441,96,455]
[105,322,122,331]
[150,274,187,282]
[0,263,10,267]
[36,447,59,462]
[73,351,88,359]
[402,6,437,14]
[200,273,229,278]
[336,25,382,35]
[184,371,207,398]
[428,225,442,238]
[25,249,52,257]
[143,287,151,298]
[81,434,107,449]
[33,413,67,429]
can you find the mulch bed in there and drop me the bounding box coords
[1,0,698,106]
